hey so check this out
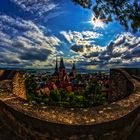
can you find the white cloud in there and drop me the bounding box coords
[10,0,59,17]
[60,30,102,45]
[0,31,13,46]
[69,32,140,69]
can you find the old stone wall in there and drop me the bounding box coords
[12,72,27,100]
[121,68,140,77]
[109,69,134,102]
[0,69,27,100]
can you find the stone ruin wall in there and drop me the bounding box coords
[108,69,134,102]
[12,72,27,100]
[0,70,27,100]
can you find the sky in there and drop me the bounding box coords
[0,0,140,71]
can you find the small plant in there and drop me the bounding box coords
[50,90,61,102]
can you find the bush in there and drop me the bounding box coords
[50,90,61,102]
[59,88,69,101]
[93,92,107,106]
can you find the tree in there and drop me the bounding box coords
[50,90,61,102]
[73,0,92,8]
[84,79,103,105]
[72,0,140,32]
[25,74,38,99]
[59,88,69,101]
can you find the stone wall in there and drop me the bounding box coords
[121,68,140,77]
[0,69,27,100]
[109,69,134,102]
[12,72,27,100]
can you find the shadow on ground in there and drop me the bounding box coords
[0,117,140,140]
[0,118,20,140]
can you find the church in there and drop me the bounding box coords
[52,57,76,82]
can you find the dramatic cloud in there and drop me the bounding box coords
[71,44,105,58]
[0,0,139,70]
[60,30,102,45]
[70,32,140,69]
[0,14,61,67]
[10,0,59,17]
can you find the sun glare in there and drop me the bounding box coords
[90,15,104,29]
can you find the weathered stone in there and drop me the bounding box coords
[12,72,27,100]
[98,111,104,114]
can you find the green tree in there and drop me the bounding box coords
[93,92,107,106]
[84,79,103,105]
[66,92,75,103]
[73,0,92,8]
[59,88,69,101]
[25,74,38,100]
[50,90,61,102]
[74,95,86,106]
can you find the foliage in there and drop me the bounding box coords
[59,88,68,101]
[26,75,107,107]
[84,79,107,105]
[73,0,92,8]
[72,0,140,32]
[27,92,49,104]
[26,75,38,92]
[25,74,38,101]
[75,74,82,81]
[50,90,61,102]
[93,92,107,106]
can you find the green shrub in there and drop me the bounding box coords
[50,90,61,102]
[59,88,69,101]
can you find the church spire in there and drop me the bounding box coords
[72,62,76,71]
[69,61,76,78]
[55,57,58,72]
[59,57,65,69]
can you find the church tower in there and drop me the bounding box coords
[59,57,66,80]
[59,57,65,69]
[69,62,77,78]
[55,57,58,74]
[52,57,59,81]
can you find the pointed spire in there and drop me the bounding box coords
[69,61,76,77]
[59,57,65,69]
[72,62,76,70]
[55,57,58,72]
